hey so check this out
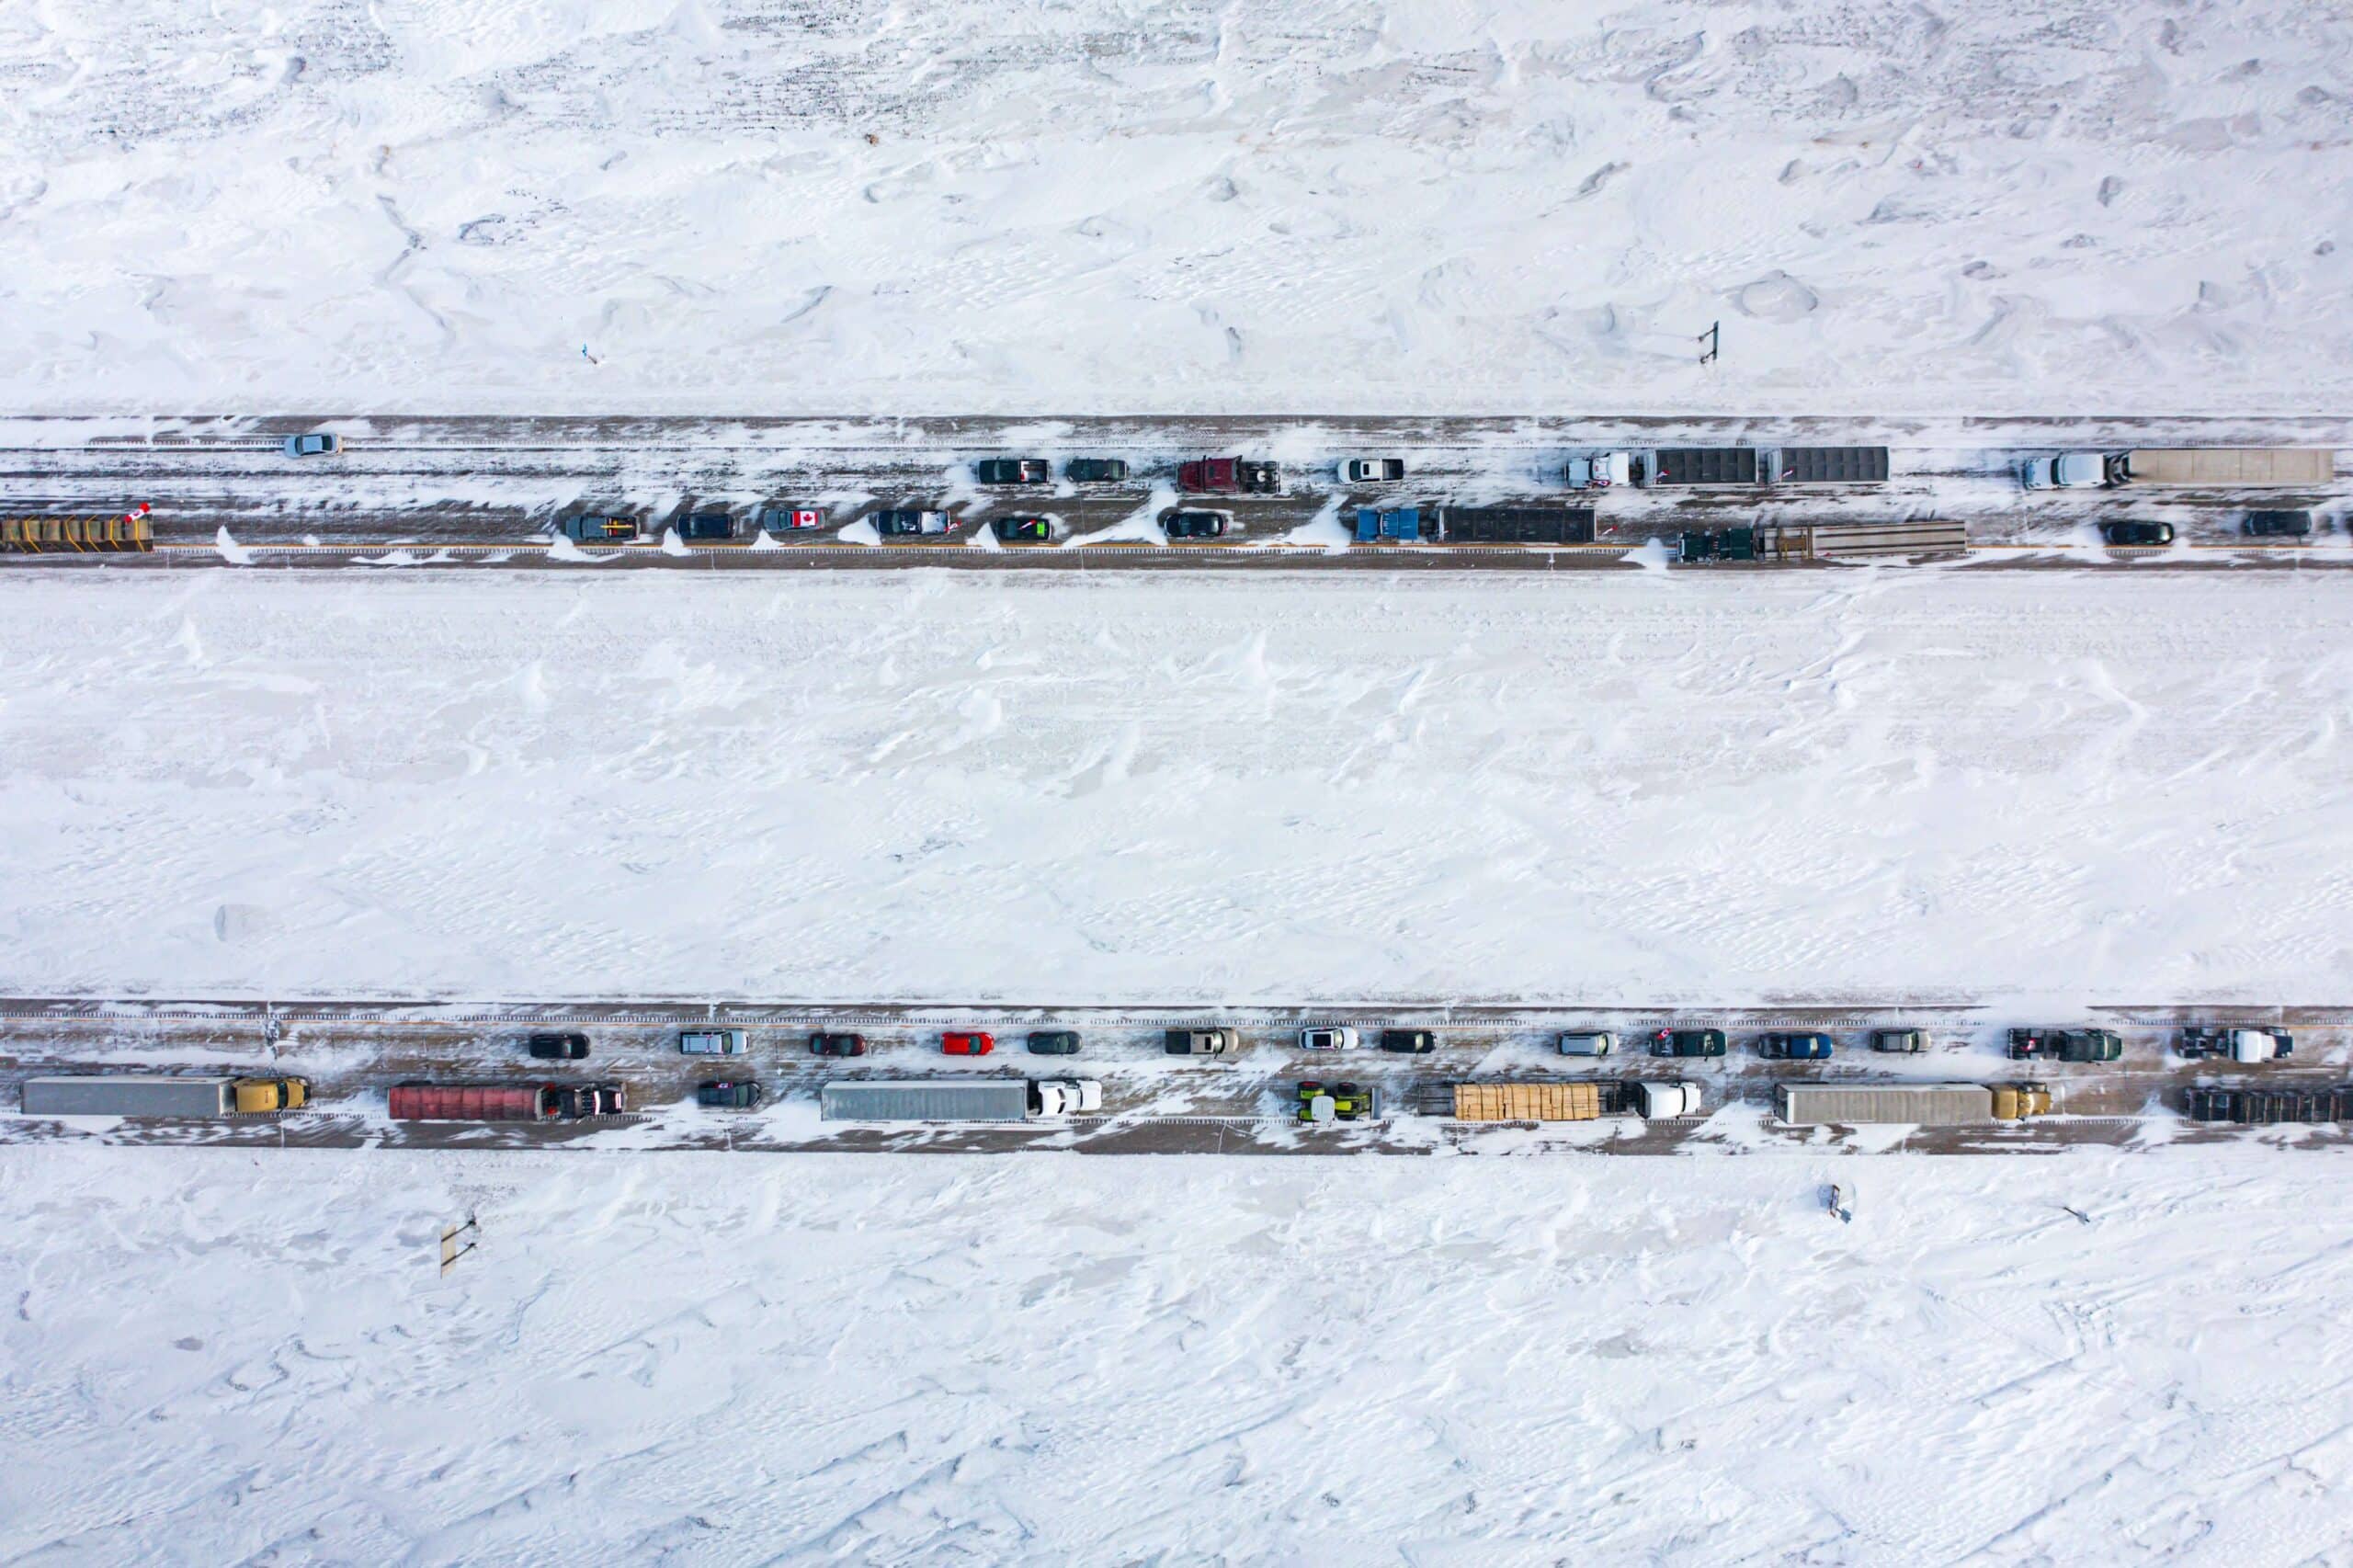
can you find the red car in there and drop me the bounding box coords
[941,1031,995,1056]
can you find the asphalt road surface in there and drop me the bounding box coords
[2,414,2347,564]
[3,997,2343,1158]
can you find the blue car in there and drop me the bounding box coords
[284,432,340,457]
[1758,1031,1834,1061]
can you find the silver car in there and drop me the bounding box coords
[1557,1030,1617,1057]
[679,1029,747,1056]
[284,432,341,457]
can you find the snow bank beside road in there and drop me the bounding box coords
[0,1147,2342,1562]
[0,0,2347,415]
[0,571,2346,1006]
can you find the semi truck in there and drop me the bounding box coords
[1449,1080,1700,1121]
[20,1074,310,1118]
[1775,1082,2052,1126]
[818,1077,1103,1122]
[1679,521,1966,562]
[1177,457,1279,494]
[2177,1026,2292,1063]
[2022,449,2334,489]
[389,1082,626,1121]
[2007,1028,2122,1062]
[1354,506,1423,542]
[2185,1085,2353,1125]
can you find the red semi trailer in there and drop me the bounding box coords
[389,1082,626,1121]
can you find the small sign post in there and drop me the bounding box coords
[439,1215,481,1276]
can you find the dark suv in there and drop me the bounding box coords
[975,458,1049,484]
[994,515,1051,542]
[526,1032,588,1060]
[2244,509,2313,537]
[697,1080,762,1109]
[1379,1029,1437,1053]
[2100,521,2173,547]
[1065,459,1128,483]
[1026,1030,1082,1055]
[675,510,734,540]
[1651,1028,1726,1058]
[1756,1031,1833,1060]
[810,1032,867,1057]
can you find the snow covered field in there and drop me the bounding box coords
[2,1145,2343,1562]
[2,567,2347,1006]
[3,0,2349,415]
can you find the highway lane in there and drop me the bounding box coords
[3,998,2343,1156]
[1,414,2345,554]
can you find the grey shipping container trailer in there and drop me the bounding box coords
[25,1075,249,1118]
[821,1078,1033,1122]
[1776,1083,1996,1127]
[1770,446,1890,484]
[1648,448,1758,486]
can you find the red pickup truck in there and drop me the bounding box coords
[390,1083,626,1120]
[1177,457,1278,494]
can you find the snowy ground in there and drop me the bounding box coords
[2,0,2349,415]
[2,568,2348,1008]
[2,1145,2345,1562]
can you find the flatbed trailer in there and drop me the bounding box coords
[2184,1085,2353,1124]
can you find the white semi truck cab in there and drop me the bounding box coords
[2179,1027,2292,1063]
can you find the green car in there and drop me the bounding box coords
[1298,1080,1379,1123]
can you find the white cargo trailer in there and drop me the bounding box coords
[819,1078,1101,1122]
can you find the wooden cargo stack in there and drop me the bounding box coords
[1451,1082,1603,1122]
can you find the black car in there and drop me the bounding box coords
[994,515,1052,543]
[872,508,948,536]
[1165,510,1229,540]
[1026,1030,1082,1055]
[526,1032,588,1060]
[811,1032,868,1057]
[1065,459,1129,483]
[674,511,734,540]
[2100,521,2174,547]
[975,458,1049,485]
[558,514,640,542]
[1379,1029,1437,1053]
[2245,509,2313,537]
[696,1080,762,1109]
[1652,1028,1726,1058]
